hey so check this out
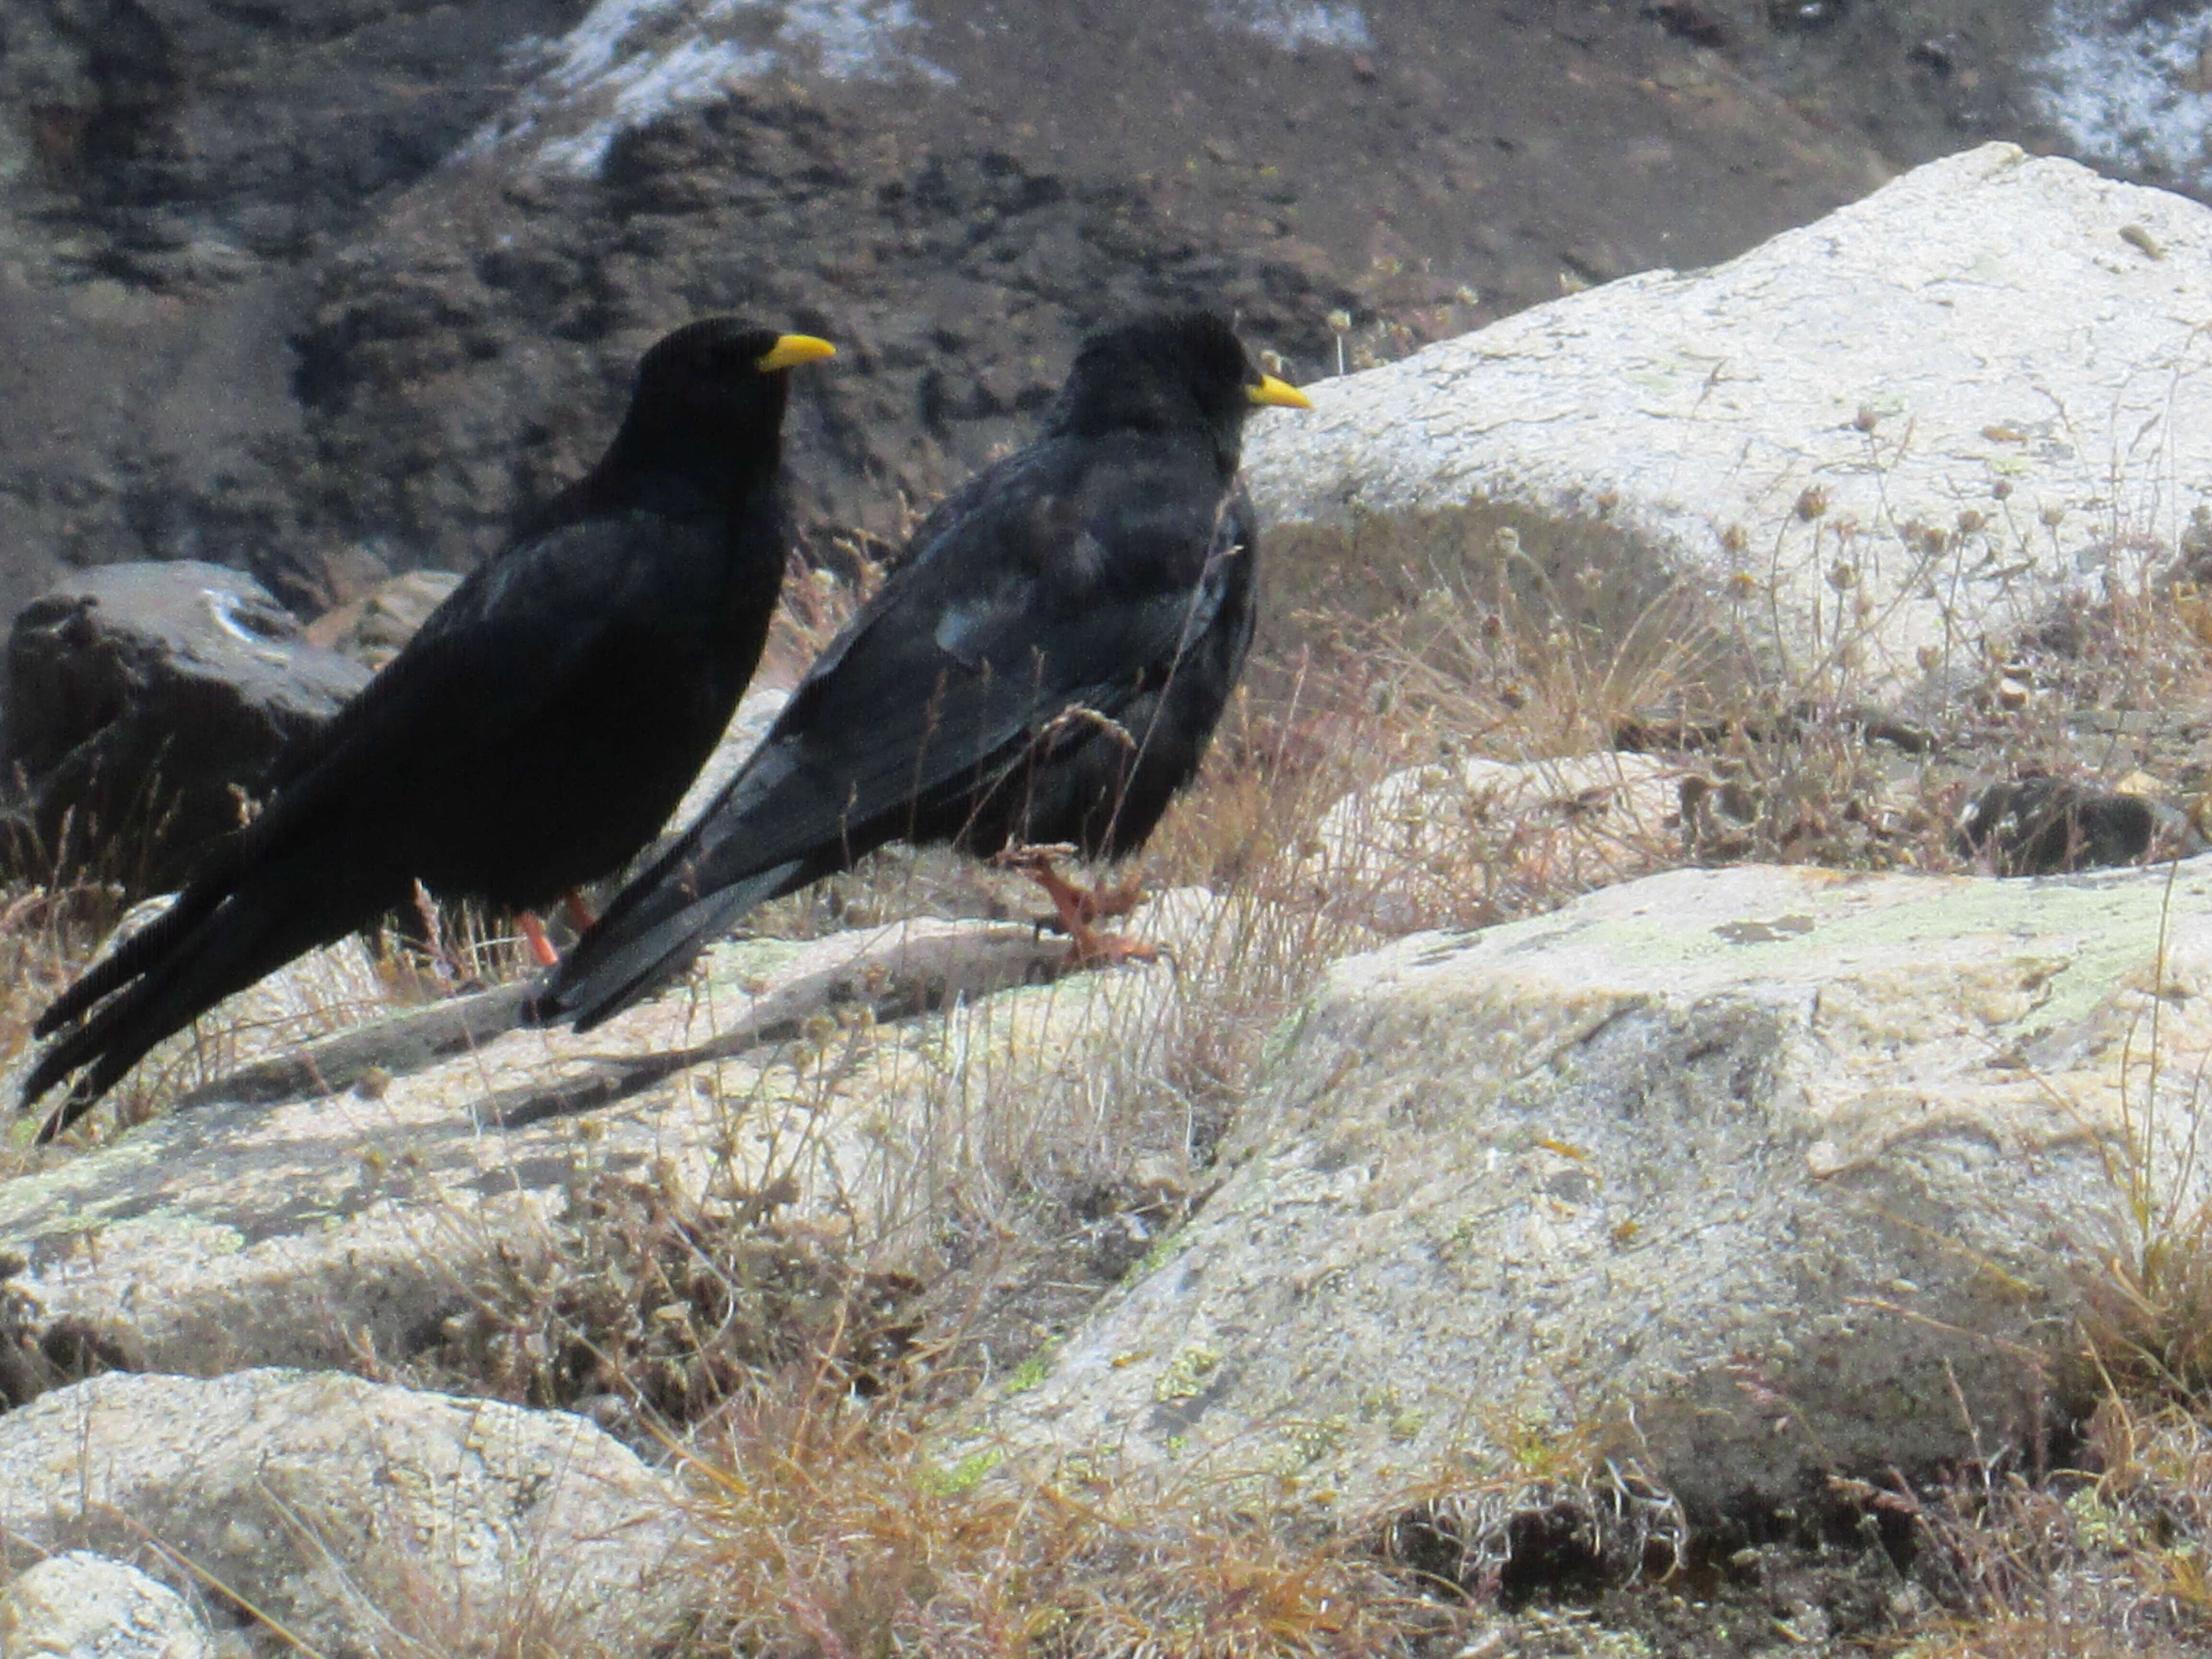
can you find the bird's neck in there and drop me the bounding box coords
[594,422,782,515]
[1049,399,1241,478]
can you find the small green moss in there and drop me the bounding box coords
[2063,1484,2147,1553]
[926,1447,1004,1495]
[1274,1416,1354,1478]
[1356,1383,1401,1420]
[1124,1224,1185,1285]
[1004,1343,1058,1395]
[1256,1002,1315,1077]
[1154,1344,1223,1402]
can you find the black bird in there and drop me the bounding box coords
[540,309,1311,1032]
[23,319,836,1137]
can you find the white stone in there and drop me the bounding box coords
[0,899,1227,1379]
[0,1372,685,1657]
[983,856,2212,1516]
[1246,144,2212,692]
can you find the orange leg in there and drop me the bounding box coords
[518,909,560,969]
[995,844,1156,966]
[562,888,597,933]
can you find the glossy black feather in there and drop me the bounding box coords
[24,317,815,1134]
[543,310,1283,1031]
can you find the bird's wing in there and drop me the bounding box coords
[36,515,678,1044]
[545,436,1241,1026]
[698,436,1237,877]
[246,512,689,851]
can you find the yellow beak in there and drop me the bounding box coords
[1248,373,1314,410]
[756,334,838,372]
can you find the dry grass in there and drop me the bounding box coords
[0,879,135,1177]
[676,1367,1437,1659]
[1840,1398,2212,1659]
[17,504,2212,1657]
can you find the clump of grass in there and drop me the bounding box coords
[406,1167,923,1440]
[1840,1400,2212,1659]
[678,1367,1435,1659]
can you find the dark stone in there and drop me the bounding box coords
[1644,2,1732,49]
[0,561,370,891]
[1954,777,2159,877]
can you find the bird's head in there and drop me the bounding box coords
[620,317,837,463]
[1049,310,1311,462]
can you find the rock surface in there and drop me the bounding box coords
[0,1370,684,1656]
[1247,144,2212,694]
[0,898,1229,1383]
[301,569,464,672]
[0,562,370,890]
[0,1551,214,1659]
[982,855,2212,1517]
[1302,750,1684,933]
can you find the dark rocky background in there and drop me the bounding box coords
[0,0,2176,621]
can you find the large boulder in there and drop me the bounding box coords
[0,562,369,891]
[981,855,2212,1518]
[0,1371,686,1656]
[1246,143,2212,695]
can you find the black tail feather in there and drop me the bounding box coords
[34,875,231,1040]
[23,862,381,1132]
[543,862,800,1032]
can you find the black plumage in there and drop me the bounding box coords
[23,318,835,1136]
[540,309,1311,1032]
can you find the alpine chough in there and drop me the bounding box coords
[540,309,1311,1032]
[23,318,835,1137]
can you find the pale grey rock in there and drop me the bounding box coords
[1301,751,1683,932]
[983,856,2212,1516]
[0,1552,213,1659]
[0,1371,684,1658]
[1247,144,2212,693]
[0,895,1234,1382]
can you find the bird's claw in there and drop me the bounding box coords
[1065,930,1163,970]
[995,842,1161,967]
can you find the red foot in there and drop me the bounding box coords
[995,844,1156,966]
[518,910,560,969]
[561,889,597,933]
